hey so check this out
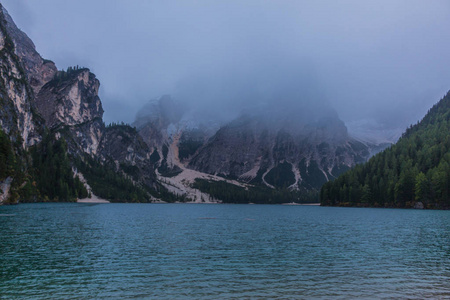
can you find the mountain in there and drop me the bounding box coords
[1,3,421,205]
[0,5,46,149]
[320,92,450,209]
[133,95,220,176]
[132,94,372,202]
[189,106,370,191]
[0,4,170,204]
[132,95,230,202]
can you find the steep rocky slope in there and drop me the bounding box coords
[98,124,155,188]
[35,68,104,155]
[0,4,159,203]
[0,5,45,203]
[1,5,56,95]
[189,107,370,191]
[132,95,225,202]
[0,5,44,148]
[134,95,216,175]
[133,95,370,202]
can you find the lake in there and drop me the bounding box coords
[1,203,449,299]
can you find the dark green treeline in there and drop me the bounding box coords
[28,132,88,202]
[321,91,450,209]
[0,128,88,203]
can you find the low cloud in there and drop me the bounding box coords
[3,0,450,130]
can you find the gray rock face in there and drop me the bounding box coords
[1,5,56,96]
[98,125,156,187]
[36,69,103,128]
[189,116,270,177]
[134,95,214,173]
[0,4,158,201]
[133,93,370,192]
[34,68,104,155]
[0,5,42,147]
[1,4,105,156]
[189,108,370,190]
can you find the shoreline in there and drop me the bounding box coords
[281,202,320,206]
[7,201,321,205]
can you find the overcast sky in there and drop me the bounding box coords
[3,0,450,130]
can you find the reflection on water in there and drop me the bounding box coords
[1,203,449,299]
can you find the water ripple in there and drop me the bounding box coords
[0,204,449,299]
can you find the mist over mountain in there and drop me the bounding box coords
[3,0,450,134]
[131,91,369,203]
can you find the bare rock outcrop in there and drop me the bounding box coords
[0,4,158,202]
[1,5,56,95]
[0,5,42,147]
[188,108,370,191]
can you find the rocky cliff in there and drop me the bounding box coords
[1,6,56,95]
[98,124,155,187]
[0,4,158,203]
[134,95,215,175]
[189,107,370,191]
[35,68,104,155]
[0,5,43,148]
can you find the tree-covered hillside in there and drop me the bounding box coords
[0,128,88,203]
[320,91,450,209]
[29,132,87,202]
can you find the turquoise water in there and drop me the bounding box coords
[0,203,449,299]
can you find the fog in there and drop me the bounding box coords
[4,0,450,133]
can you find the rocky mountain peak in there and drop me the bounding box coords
[0,5,57,95]
[0,5,42,147]
[188,103,369,190]
[35,68,103,129]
